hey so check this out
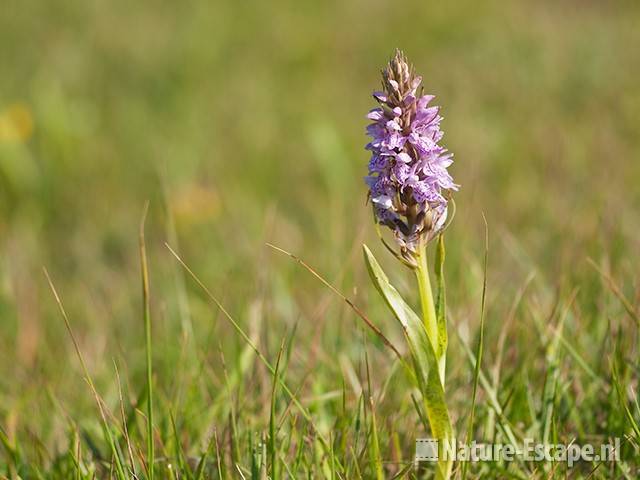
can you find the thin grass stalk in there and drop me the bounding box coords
[43,270,128,480]
[268,342,285,480]
[461,216,488,480]
[166,243,341,469]
[139,205,154,480]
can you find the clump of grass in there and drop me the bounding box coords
[0,213,635,479]
[2,18,640,479]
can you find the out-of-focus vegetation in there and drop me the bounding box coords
[1,0,639,478]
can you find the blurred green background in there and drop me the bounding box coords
[1,0,639,464]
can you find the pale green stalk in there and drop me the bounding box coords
[415,240,451,479]
[415,242,447,389]
[414,241,444,384]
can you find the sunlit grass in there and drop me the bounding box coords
[0,0,639,478]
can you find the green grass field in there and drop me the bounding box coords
[1,0,639,478]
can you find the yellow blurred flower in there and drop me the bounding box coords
[0,103,33,143]
[171,183,220,224]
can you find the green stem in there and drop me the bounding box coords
[415,241,447,387]
[417,241,451,480]
[415,243,438,348]
[415,242,452,480]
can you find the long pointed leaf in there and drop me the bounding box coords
[434,234,448,377]
[363,245,453,479]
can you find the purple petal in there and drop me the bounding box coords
[396,152,412,163]
[367,108,384,121]
[373,91,387,102]
[385,120,401,132]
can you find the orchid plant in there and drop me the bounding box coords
[363,50,458,480]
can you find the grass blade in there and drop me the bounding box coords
[268,342,285,480]
[266,242,403,361]
[139,203,155,480]
[165,243,338,466]
[433,234,448,381]
[461,215,488,480]
[43,269,128,480]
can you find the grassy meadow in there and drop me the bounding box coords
[1,0,640,478]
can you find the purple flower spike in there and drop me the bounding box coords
[365,50,458,253]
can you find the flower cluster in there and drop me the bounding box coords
[365,50,458,254]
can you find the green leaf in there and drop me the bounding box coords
[434,234,448,374]
[363,244,453,479]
